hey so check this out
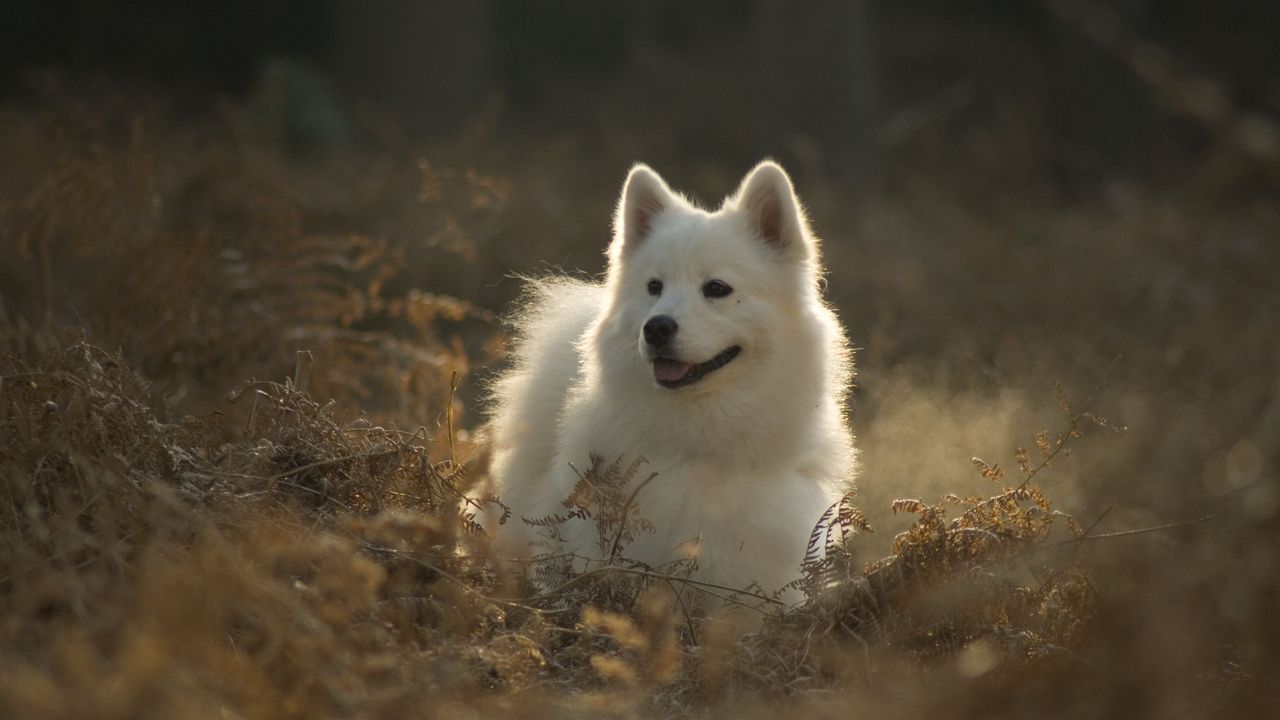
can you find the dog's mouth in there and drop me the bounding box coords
[652,346,742,389]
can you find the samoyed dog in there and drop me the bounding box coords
[485,160,855,598]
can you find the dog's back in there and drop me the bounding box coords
[485,277,603,549]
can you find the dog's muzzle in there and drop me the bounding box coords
[652,345,741,389]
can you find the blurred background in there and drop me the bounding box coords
[2,1,1279,716]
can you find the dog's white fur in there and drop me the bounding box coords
[485,161,855,597]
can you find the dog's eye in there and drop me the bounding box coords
[702,280,733,299]
[647,279,663,296]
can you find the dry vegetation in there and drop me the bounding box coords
[1,62,1278,719]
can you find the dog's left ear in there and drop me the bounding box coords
[727,160,811,259]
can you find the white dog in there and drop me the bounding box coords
[485,160,855,599]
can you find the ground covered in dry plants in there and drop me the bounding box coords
[2,77,1278,718]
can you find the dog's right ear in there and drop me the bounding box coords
[614,164,673,252]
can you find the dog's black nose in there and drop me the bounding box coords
[643,315,678,346]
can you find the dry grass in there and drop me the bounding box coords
[0,335,1101,719]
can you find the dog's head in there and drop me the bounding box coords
[602,160,823,392]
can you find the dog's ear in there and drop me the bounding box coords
[615,164,673,251]
[728,160,811,259]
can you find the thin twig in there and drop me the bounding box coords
[270,449,396,483]
[1054,514,1218,545]
[609,471,660,560]
[665,578,699,645]
[1079,505,1114,538]
[530,565,786,611]
[1015,365,1118,492]
[273,480,355,513]
[446,370,459,466]
[364,543,549,615]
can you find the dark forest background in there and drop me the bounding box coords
[6,1,1279,179]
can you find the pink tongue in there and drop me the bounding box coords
[653,358,693,382]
